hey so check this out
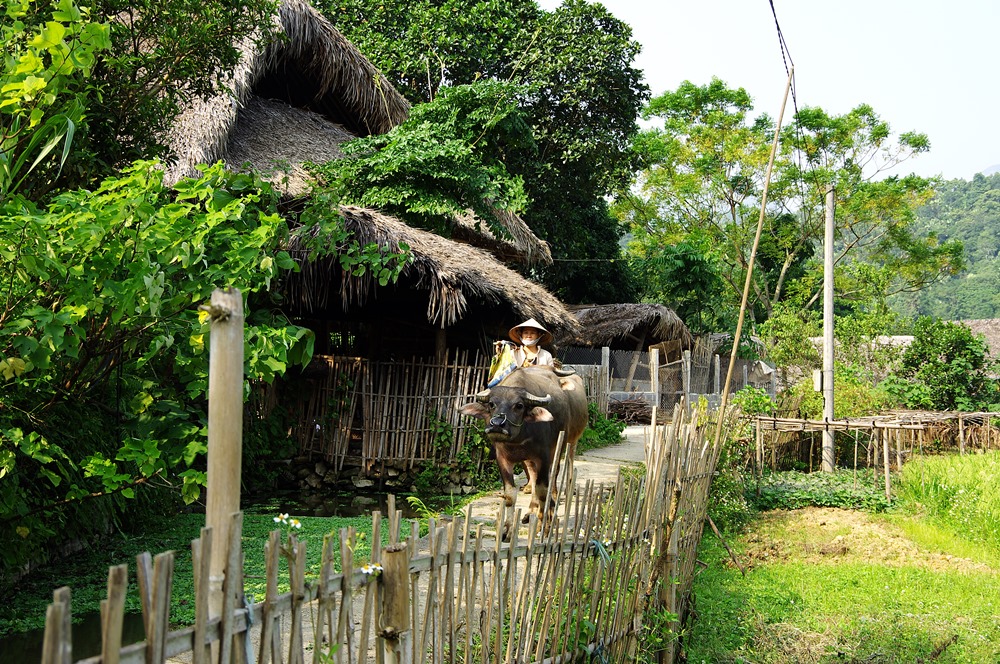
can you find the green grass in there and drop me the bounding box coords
[896,450,1000,549]
[688,451,1000,663]
[686,515,1000,663]
[0,509,411,636]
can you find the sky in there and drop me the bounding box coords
[537,0,1000,181]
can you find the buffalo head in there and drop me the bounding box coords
[459,386,554,441]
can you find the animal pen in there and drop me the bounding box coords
[37,405,723,664]
[754,410,1000,500]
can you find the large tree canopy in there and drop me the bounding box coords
[618,79,964,327]
[320,0,649,302]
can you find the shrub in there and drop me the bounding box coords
[752,470,892,512]
[577,403,626,453]
[882,317,999,411]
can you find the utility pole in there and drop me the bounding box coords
[822,187,835,472]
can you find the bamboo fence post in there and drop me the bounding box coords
[289,535,307,664]
[204,287,244,650]
[853,431,859,491]
[41,587,71,664]
[881,428,891,502]
[258,531,283,664]
[380,543,412,664]
[101,564,128,664]
[314,534,333,664]
[959,413,965,454]
[192,527,213,664]
[895,429,903,469]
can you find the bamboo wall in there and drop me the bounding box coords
[295,351,489,472]
[40,406,722,664]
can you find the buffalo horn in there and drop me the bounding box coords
[476,389,491,403]
[523,392,552,408]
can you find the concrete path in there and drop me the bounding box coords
[462,424,650,525]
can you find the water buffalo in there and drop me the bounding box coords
[459,365,588,538]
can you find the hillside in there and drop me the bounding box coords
[890,172,1000,319]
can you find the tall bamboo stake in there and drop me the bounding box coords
[712,68,794,453]
[204,288,245,638]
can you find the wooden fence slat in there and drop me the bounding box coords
[147,551,175,664]
[257,530,280,664]
[191,527,212,664]
[101,564,128,664]
[218,512,243,664]
[288,535,306,664]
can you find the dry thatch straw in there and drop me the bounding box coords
[562,303,692,348]
[162,0,409,187]
[286,206,578,334]
[161,0,550,265]
[960,319,1000,359]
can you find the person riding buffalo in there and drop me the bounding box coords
[508,318,553,367]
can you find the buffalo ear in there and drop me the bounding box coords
[459,402,490,420]
[525,407,554,423]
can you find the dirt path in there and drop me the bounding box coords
[461,424,649,524]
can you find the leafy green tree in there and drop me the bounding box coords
[80,0,279,177]
[1,0,110,201]
[892,173,1000,319]
[0,161,410,573]
[309,81,531,239]
[319,0,648,302]
[619,79,964,326]
[882,318,998,411]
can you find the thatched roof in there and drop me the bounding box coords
[162,0,409,187]
[161,0,549,265]
[959,319,1000,358]
[286,206,579,334]
[453,209,552,266]
[561,303,692,349]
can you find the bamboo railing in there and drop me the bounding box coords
[295,352,490,472]
[41,404,722,664]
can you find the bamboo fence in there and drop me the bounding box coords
[753,411,1000,501]
[40,405,722,664]
[295,351,490,472]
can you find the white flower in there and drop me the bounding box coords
[289,518,302,529]
[361,563,384,578]
[274,513,290,524]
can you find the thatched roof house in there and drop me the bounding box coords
[161,0,549,265]
[285,207,576,357]
[559,303,692,351]
[960,319,1000,358]
[160,0,568,357]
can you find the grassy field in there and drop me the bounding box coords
[685,451,1000,663]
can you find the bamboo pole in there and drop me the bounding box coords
[712,66,794,454]
[882,428,891,502]
[101,565,127,664]
[204,288,244,641]
[380,543,412,664]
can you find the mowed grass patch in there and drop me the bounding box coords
[685,507,1000,663]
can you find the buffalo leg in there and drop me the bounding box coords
[495,452,518,508]
[495,450,519,541]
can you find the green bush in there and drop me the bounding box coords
[882,317,999,411]
[577,402,626,453]
[784,363,893,420]
[752,469,892,512]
